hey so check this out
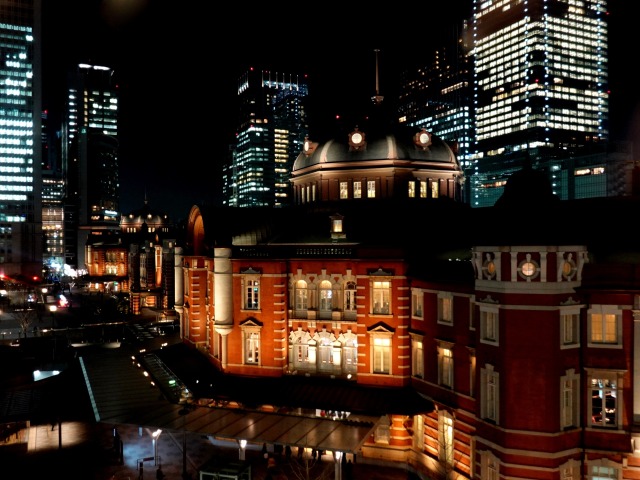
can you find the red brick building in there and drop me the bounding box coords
[174,116,640,479]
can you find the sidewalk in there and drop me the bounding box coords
[5,410,419,480]
[100,423,418,480]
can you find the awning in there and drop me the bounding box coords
[79,342,382,454]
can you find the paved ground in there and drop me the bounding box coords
[1,289,422,479]
[2,420,420,479]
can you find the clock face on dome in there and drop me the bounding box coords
[414,129,432,148]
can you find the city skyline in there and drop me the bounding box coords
[41,1,638,220]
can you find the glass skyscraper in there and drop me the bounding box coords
[0,0,42,279]
[469,0,609,206]
[231,68,308,208]
[63,63,119,270]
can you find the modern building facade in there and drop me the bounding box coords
[398,24,474,177]
[63,62,119,271]
[0,0,43,279]
[468,0,611,206]
[229,68,308,208]
[41,108,65,280]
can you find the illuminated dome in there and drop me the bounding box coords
[291,116,464,204]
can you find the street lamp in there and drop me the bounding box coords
[49,304,57,331]
[152,429,162,466]
[333,450,343,480]
[238,439,247,460]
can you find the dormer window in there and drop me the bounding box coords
[330,213,345,240]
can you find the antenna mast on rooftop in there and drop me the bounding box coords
[371,49,384,105]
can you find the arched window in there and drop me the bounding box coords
[319,280,333,317]
[295,280,308,311]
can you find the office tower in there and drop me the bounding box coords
[469,0,610,206]
[0,0,43,279]
[230,68,308,208]
[41,109,65,279]
[62,63,119,270]
[398,30,474,201]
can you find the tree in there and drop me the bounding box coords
[281,445,335,480]
[8,290,37,338]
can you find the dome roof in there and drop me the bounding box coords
[293,123,460,173]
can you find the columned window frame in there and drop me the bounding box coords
[587,368,625,429]
[479,304,499,346]
[438,409,454,467]
[560,368,580,429]
[240,319,262,366]
[481,364,499,424]
[437,340,454,388]
[369,326,394,375]
[240,268,261,311]
[438,291,453,325]
[412,288,424,319]
[411,333,424,378]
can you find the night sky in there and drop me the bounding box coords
[42,1,638,221]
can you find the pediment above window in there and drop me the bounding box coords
[368,321,395,333]
[368,267,393,276]
[239,317,263,328]
[240,267,261,274]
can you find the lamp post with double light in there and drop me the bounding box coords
[152,429,162,466]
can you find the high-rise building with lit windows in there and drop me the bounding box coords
[398,30,474,200]
[62,63,119,270]
[0,0,43,279]
[468,0,610,206]
[230,67,308,208]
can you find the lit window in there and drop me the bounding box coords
[420,180,427,198]
[344,281,357,313]
[408,181,416,198]
[244,331,260,364]
[431,180,439,199]
[367,180,376,198]
[469,351,476,397]
[340,181,348,199]
[588,305,621,346]
[590,372,620,428]
[372,336,391,374]
[560,459,580,480]
[290,328,316,371]
[412,289,423,318]
[438,342,454,388]
[438,410,454,466]
[411,335,424,378]
[412,414,424,450]
[354,182,362,199]
[295,280,308,311]
[372,280,391,314]
[588,459,620,479]
[319,280,333,314]
[482,451,499,480]
[243,276,260,310]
